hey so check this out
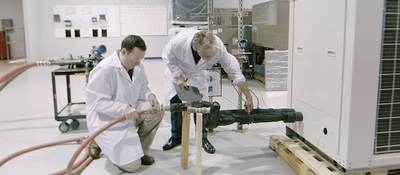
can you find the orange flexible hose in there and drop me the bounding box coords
[0,63,152,173]
[0,63,37,83]
[0,63,37,91]
[0,62,125,174]
[0,137,85,167]
[65,115,129,174]
[51,151,90,175]
[2,111,161,174]
[70,157,94,175]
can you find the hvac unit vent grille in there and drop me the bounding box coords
[375,0,400,154]
[388,168,400,175]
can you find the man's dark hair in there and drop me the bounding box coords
[121,35,146,52]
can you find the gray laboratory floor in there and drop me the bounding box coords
[0,59,295,175]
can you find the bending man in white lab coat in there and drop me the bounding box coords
[162,29,254,154]
[86,35,162,173]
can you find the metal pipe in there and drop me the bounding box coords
[187,106,210,114]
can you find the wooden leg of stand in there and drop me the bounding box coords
[195,113,203,175]
[181,111,190,170]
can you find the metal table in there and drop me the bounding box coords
[51,67,86,133]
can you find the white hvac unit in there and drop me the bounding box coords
[287,0,400,172]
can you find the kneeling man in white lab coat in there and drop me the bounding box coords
[86,35,162,172]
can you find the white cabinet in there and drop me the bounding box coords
[288,0,400,171]
[291,0,346,159]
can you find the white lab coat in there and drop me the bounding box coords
[86,50,151,166]
[162,29,246,101]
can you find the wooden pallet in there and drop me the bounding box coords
[254,74,265,84]
[269,135,341,175]
[269,135,400,175]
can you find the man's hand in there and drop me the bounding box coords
[237,82,254,113]
[148,93,160,109]
[245,97,254,113]
[175,76,188,89]
[126,108,139,120]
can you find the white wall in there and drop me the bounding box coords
[22,0,273,60]
[214,0,272,9]
[23,0,169,61]
[0,0,25,59]
[23,0,41,60]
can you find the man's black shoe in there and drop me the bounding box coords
[162,137,181,151]
[141,155,155,165]
[202,138,216,154]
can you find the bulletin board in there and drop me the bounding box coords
[53,5,121,38]
[120,5,168,36]
[53,5,168,38]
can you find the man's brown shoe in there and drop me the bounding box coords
[88,141,102,159]
[141,155,155,165]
